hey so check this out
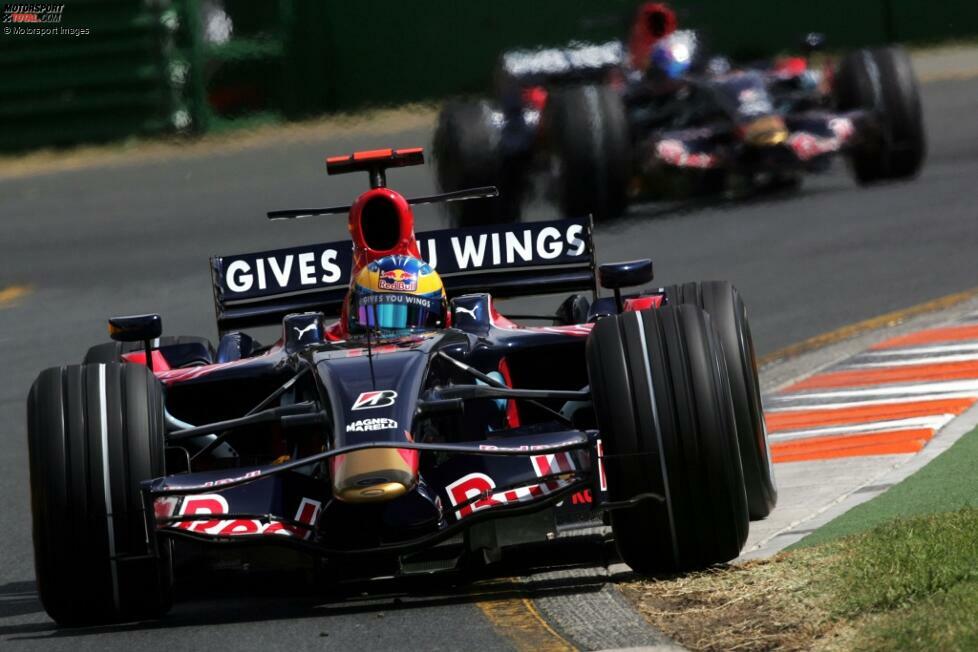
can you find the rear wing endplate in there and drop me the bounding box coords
[211,217,595,333]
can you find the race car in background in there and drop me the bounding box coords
[27,148,775,625]
[433,2,926,224]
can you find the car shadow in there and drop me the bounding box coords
[0,581,44,620]
[4,537,640,641]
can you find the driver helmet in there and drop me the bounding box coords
[349,255,446,335]
[648,30,698,81]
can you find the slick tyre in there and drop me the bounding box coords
[586,306,749,574]
[27,363,172,625]
[835,46,925,183]
[545,84,631,220]
[83,336,214,365]
[664,282,776,519]
[432,99,524,225]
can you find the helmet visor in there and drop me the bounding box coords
[350,293,444,334]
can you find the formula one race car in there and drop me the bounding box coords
[27,148,775,626]
[434,7,926,222]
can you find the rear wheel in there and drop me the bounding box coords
[835,46,925,183]
[586,306,749,574]
[432,99,524,226]
[545,84,631,220]
[664,282,776,519]
[28,363,172,625]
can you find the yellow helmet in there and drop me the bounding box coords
[349,255,446,335]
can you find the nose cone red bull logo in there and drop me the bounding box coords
[378,268,417,292]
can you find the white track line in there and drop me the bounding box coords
[864,342,978,356]
[767,379,978,402]
[769,415,953,441]
[841,352,978,368]
[764,391,978,412]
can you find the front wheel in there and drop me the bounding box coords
[28,363,172,625]
[664,282,776,519]
[432,99,524,226]
[586,306,749,574]
[835,46,925,183]
[545,84,631,220]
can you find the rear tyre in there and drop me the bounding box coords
[28,363,172,625]
[83,335,214,365]
[586,306,749,574]
[545,84,631,220]
[664,282,777,519]
[835,46,925,183]
[432,99,524,226]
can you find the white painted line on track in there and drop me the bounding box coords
[764,391,978,412]
[767,379,978,402]
[863,342,978,356]
[769,415,953,440]
[841,352,978,368]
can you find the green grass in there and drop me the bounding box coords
[803,424,978,649]
[794,424,978,547]
[821,508,978,650]
[626,425,978,650]
[855,574,978,650]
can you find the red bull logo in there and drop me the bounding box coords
[378,268,417,292]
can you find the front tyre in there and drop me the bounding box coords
[835,46,925,183]
[664,282,777,519]
[545,84,631,220]
[432,99,524,226]
[28,363,172,625]
[586,306,749,574]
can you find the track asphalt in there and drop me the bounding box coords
[1,70,976,649]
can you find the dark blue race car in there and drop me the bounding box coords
[27,148,776,625]
[434,26,925,223]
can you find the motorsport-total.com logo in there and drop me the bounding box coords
[2,3,63,23]
[3,3,91,36]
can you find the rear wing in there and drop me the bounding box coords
[498,41,624,87]
[211,217,595,333]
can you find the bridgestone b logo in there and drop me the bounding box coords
[352,390,397,410]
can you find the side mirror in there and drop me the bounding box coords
[109,314,162,342]
[801,32,826,56]
[598,259,653,312]
[108,314,162,370]
[598,259,653,290]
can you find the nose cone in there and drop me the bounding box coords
[332,448,418,503]
[743,115,789,147]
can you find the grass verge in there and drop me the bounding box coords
[621,425,978,650]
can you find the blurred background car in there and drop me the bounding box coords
[432,4,927,224]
